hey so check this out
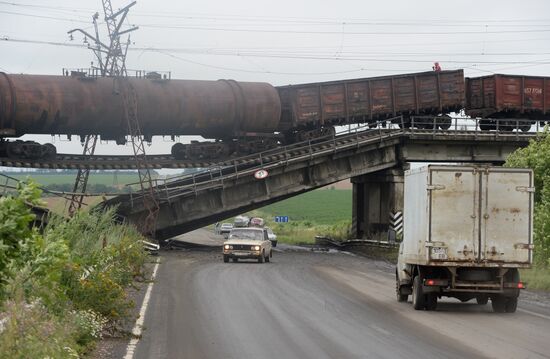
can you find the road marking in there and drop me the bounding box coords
[518,308,550,320]
[124,261,160,359]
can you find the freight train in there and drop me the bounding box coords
[0,69,549,161]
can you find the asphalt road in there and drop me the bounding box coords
[132,234,550,359]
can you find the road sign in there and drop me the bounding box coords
[254,169,269,180]
[275,216,289,223]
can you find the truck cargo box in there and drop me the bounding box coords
[402,165,533,268]
[466,74,550,119]
[277,70,464,131]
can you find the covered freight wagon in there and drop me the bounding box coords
[277,69,465,136]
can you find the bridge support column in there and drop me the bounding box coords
[351,168,405,241]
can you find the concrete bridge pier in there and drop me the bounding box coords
[351,167,405,241]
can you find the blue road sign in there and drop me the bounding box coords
[275,216,289,223]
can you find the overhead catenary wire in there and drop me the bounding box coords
[2,1,550,27]
[3,36,550,65]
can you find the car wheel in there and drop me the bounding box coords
[396,272,408,302]
[223,255,229,263]
[270,250,273,258]
[232,258,238,263]
[491,295,506,313]
[258,251,264,263]
[265,253,270,263]
[412,275,425,310]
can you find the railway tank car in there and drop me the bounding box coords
[0,72,281,159]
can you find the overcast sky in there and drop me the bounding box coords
[1,0,550,158]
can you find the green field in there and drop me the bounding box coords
[236,189,354,245]
[258,189,352,225]
[4,173,141,187]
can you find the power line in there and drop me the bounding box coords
[138,24,550,35]
[2,1,550,27]
[3,36,550,66]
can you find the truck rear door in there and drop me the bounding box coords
[429,168,479,262]
[480,169,533,264]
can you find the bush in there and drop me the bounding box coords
[0,180,149,356]
[506,129,550,267]
[0,295,79,359]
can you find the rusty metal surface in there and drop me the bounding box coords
[277,70,464,131]
[466,74,550,118]
[0,73,281,140]
[402,165,533,267]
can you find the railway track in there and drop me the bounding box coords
[0,119,538,170]
[0,153,215,170]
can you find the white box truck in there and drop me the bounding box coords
[396,165,534,312]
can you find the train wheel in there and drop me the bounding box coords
[42,143,57,159]
[479,119,494,131]
[437,115,452,130]
[397,117,411,129]
[171,143,187,160]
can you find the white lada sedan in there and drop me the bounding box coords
[223,227,273,263]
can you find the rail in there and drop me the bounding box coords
[119,116,541,207]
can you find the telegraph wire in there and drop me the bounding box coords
[3,36,550,66]
[2,1,550,27]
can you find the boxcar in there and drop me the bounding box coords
[277,70,464,134]
[466,74,550,123]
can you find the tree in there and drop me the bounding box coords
[505,129,550,266]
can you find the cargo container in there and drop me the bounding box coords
[466,74,550,124]
[396,165,533,312]
[277,70,465,134]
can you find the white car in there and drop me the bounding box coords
[223,227,273,263]
[219,223,233,238]
[265,227,278,247]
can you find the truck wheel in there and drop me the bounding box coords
[491,295,506,313]
[223,255,229,263]
[396,272,408,302]
[232,258,238,263]
[412,276,426,310]
[258,251,264,263]
[476,295,489,305]
[425,293,437,311]
[505,296,518,313]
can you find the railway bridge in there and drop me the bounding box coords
[104,117,538,241]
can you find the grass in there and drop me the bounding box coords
[521,267,550,291]
[42,195,107,215]
[7,173,141,187]
[223,189,354,245]
[258,189,352,225]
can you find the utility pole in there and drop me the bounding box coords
[66,1,159,238]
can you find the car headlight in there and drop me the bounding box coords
[224,244,232,250]
[253,245,260,251]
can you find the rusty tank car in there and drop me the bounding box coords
[0,72,281,159]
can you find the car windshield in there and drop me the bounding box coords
[229,229,264,241]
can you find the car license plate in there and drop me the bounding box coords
[431,247,448,260]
